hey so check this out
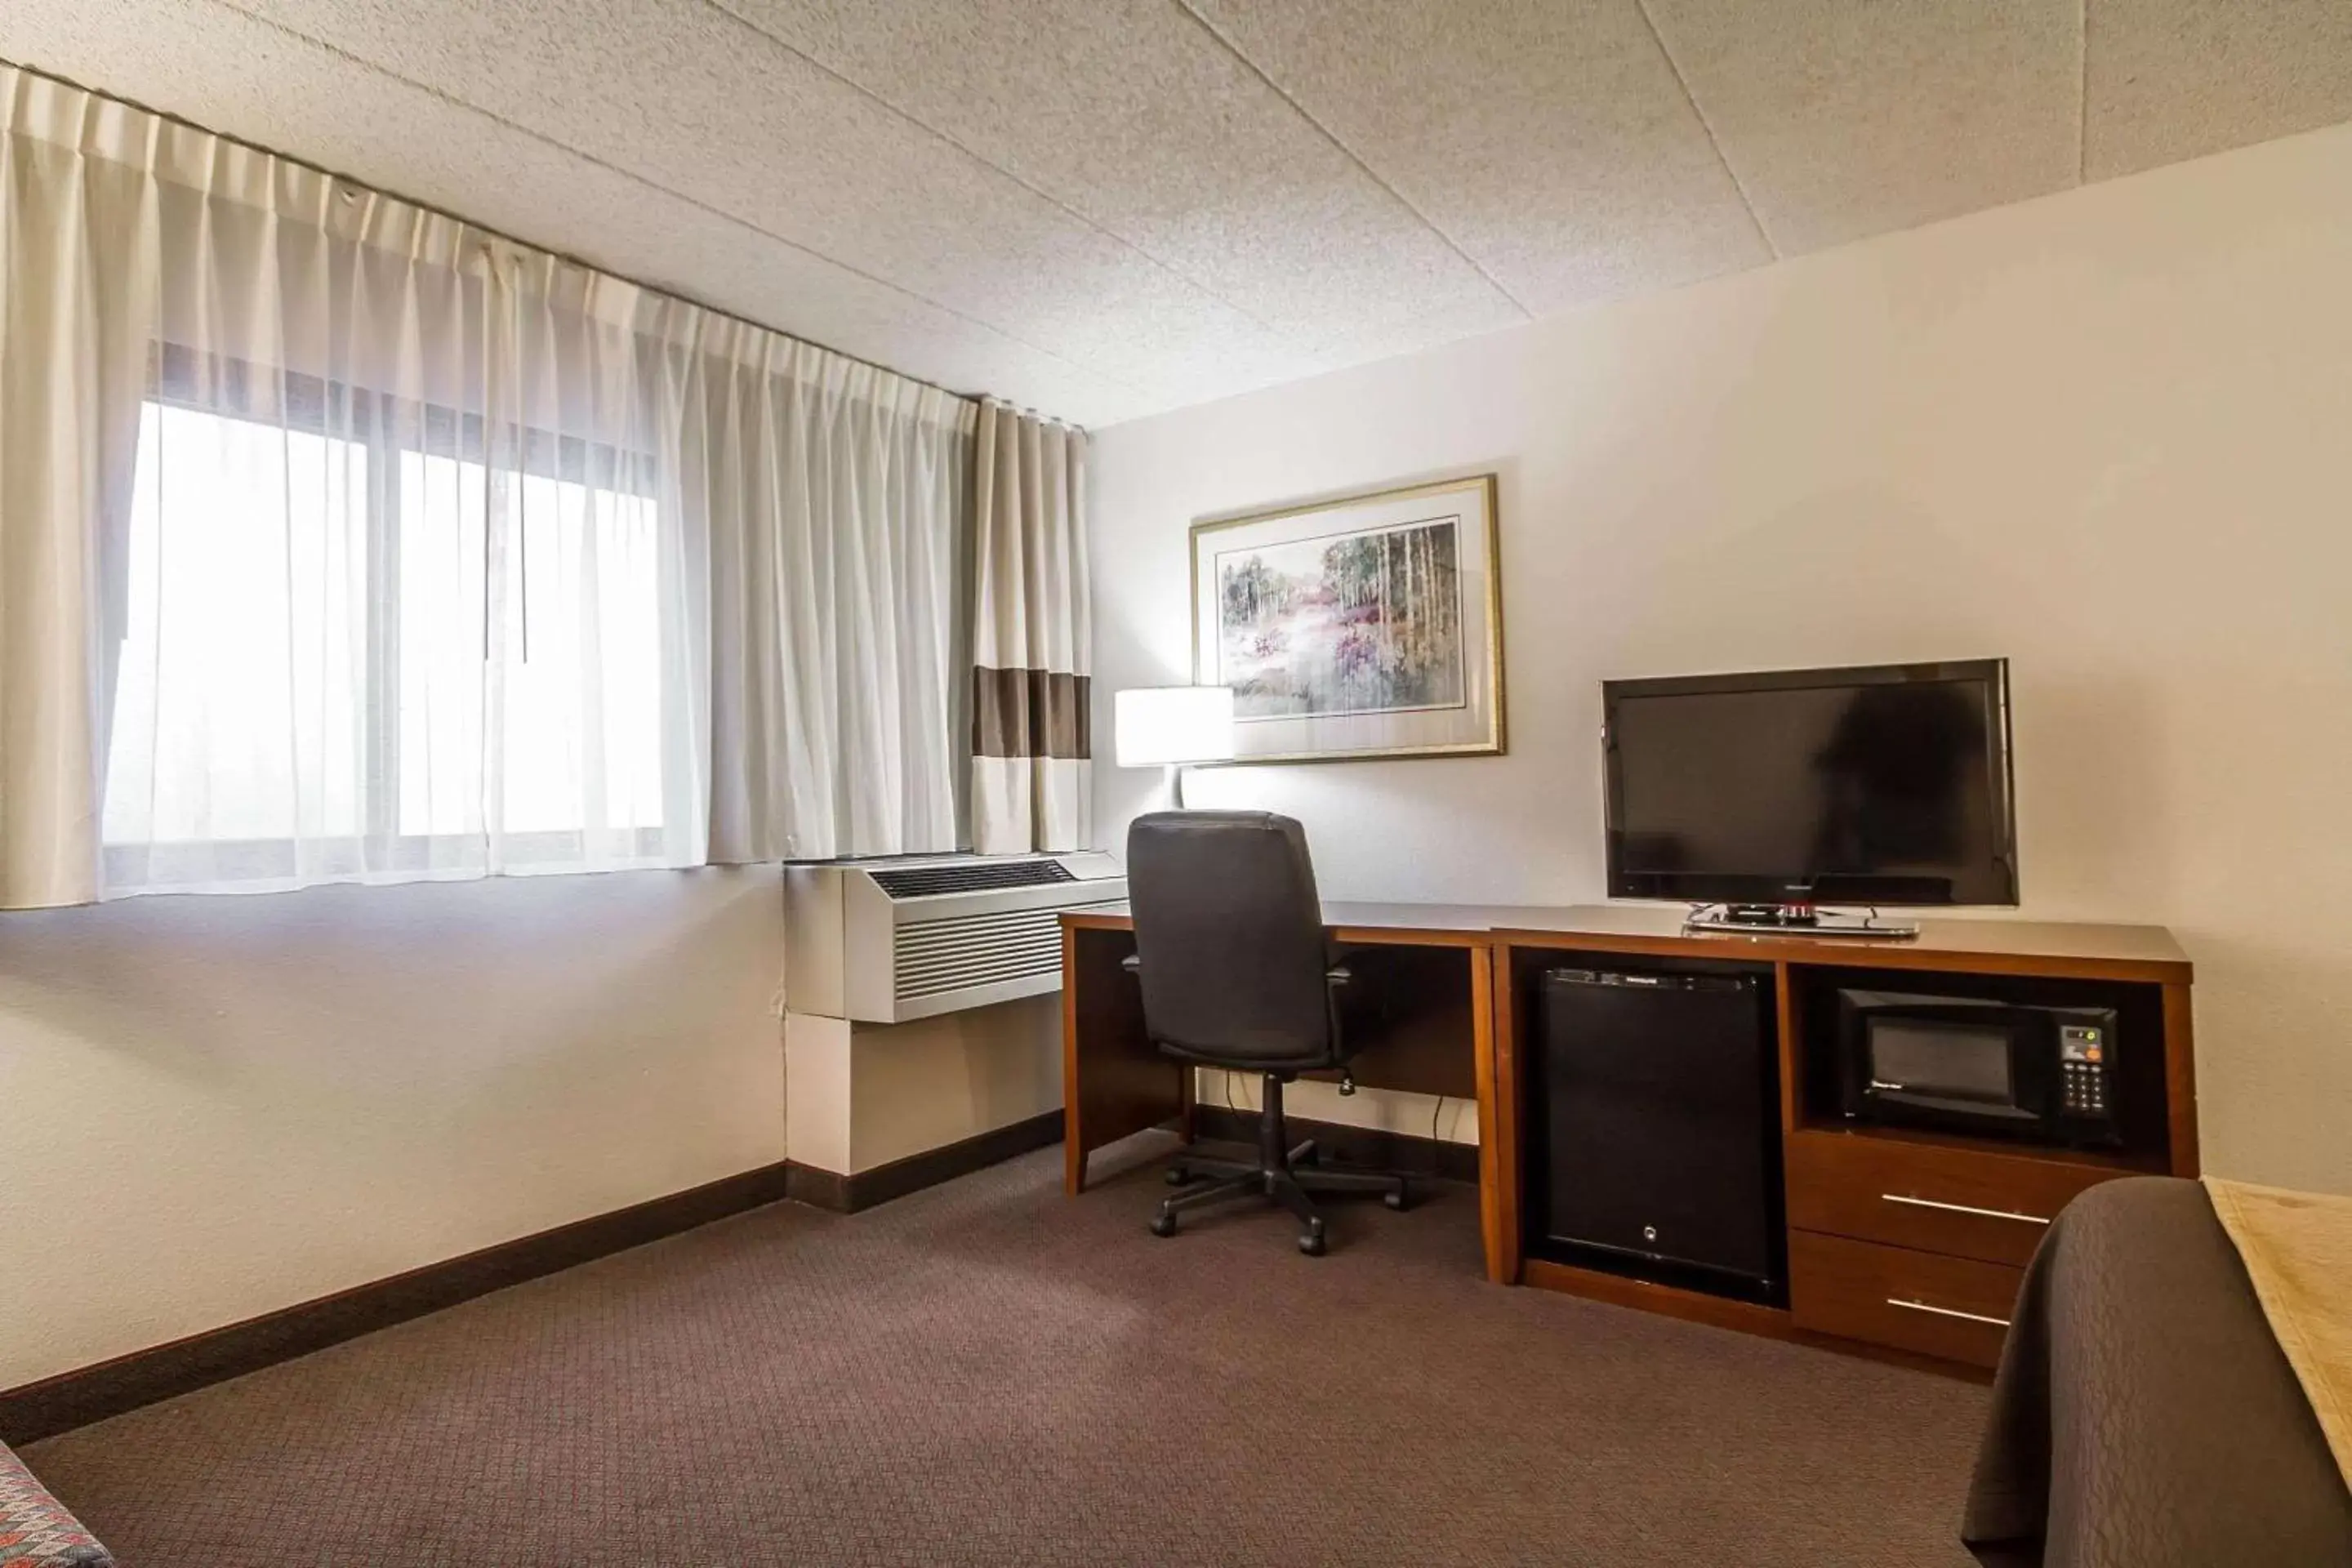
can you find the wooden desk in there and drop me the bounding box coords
[1061,901,2196,1370]
[1059,902,1513,1282]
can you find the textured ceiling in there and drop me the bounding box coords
[5,0,2350,427]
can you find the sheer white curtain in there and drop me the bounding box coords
[6,68,705,898]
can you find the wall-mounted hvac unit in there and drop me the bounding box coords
[782,852,1127,1023]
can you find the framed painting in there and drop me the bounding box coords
[1191,474,1504,764]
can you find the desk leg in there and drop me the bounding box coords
[1062,924,1088,1195]
[1062,924,1182,1195]
[1474,941,1521,1285]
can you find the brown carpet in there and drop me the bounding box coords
[28,1141,1987,1566]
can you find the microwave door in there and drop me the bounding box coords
[1865,1083,2041,1121]
[1863,1012,2040,1124]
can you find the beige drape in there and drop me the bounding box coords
[693,323,973,862]
[969,401,1091,855]
[0,72,156,907]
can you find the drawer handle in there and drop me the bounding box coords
[1881,1193,2051,1226]
[1887,1297,2011,1330]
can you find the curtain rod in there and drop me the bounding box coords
[2,52,1014,416]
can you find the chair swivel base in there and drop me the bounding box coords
[1149,1138,1411,1255]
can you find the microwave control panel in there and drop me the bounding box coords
[2059,1023,2109,1116]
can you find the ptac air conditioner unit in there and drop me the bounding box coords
[782,852,1127,1023]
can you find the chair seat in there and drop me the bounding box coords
[1,1439,114,1566]
[1154,1038,1338,1076]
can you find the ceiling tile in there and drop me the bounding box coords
[2086,0,2352,180]
[233,0,1316,411]
[1181,0,1771,314]
[1641,0,2081,255]
[714,0,1527,366]
[0,0,1158,423]
[11,0,2352,430]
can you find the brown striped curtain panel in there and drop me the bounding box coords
[969,402,1093,855]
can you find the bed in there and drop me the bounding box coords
[1962,1175,2352,1566]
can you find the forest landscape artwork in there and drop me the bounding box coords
[1214,515,1467,720]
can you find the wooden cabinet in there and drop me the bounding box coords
[1782,1129,2151,1366]
[1785,1129,2123,1267]
[1788,1231,2022,1367]
[1492,907,2196,1376]
[1784,1128,2145,1366]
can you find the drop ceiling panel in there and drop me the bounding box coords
[239,0,1314,410]
[2085,0,2352,179]
[1179,0,1771,314]
[9,0,2352,430]
[0,0,1156,424]
[715,0,1526,364]
[1641,0,2081,256]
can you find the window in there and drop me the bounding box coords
[392,450,669,841]
[102,381,679,893]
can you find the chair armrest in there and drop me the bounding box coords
[0,1441,114,1566]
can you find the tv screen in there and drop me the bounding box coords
[1603,660,2016,906]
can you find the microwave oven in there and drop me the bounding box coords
[1835,989,2121,1147]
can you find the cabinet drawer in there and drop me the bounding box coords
[1787,1129,2119,1267]
[1789,1231,2022,1368]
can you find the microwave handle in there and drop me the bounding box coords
[1882,1192,2052,1227]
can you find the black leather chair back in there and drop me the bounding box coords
[1125,810,1334,1067]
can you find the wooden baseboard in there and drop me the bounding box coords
[0,1161,792,1446]
[786,1107,1064,1214]
[1192,1104,1482,1184]
[4,1111,1069,1444]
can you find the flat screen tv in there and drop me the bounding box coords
[1602,660,2017,908]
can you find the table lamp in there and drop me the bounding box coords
[1114,685,1235,808]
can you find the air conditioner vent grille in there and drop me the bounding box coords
[871,861,1075,899]
[891,902,1111,1001]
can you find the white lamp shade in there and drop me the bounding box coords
[1115,685,1236,768]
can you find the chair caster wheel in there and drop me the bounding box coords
[1165,1165,1192,1186]
[1149,1212,1178,1238]
[1298,1220,1327,1256]
[1384,1183,1412,1212]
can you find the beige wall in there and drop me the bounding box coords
[783,996,1062,1175]
[0,868,786,1388]
[1092,124,2352,1195]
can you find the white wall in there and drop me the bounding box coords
[1091,124,2352,1195]
[0,868,786,1388]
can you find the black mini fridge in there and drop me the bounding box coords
[1538,967,1783,1300]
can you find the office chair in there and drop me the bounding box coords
[1123,810,1411,1255]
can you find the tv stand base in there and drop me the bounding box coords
[1684,903,1920,939]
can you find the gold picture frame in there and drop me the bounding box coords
[1190,474,1506,764]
